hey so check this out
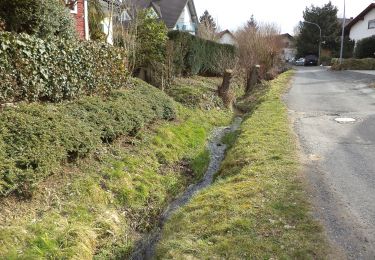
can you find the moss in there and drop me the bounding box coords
[156,71,328,259]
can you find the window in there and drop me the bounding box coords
[65,0,78,14]
[369,19,375,29]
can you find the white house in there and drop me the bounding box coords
[217,30,237,46]
[133,0,199,35]
[279,33,297,61]
[345,3,375,43]
[66,0,199,43]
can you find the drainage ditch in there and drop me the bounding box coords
[130,117,243,260]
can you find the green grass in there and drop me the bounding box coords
[0,78,233,259]
[156,71,328,259]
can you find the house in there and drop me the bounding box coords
[345,3,375,43]
[279,33,296,61]
[66,0,89,40]
[66,0,122,44]
[66,0,198,43]
[217,30,237,46]
[130,0,199,34]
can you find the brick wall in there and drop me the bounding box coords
[70,0,86,39]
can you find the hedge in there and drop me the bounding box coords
[331,58,375,70]
[168,31,237,76]
[0,32,128,103]
[0,79,176,197]
[0,0,77,40]
[354,36,375,59]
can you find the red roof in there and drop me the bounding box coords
[345,3,375,30]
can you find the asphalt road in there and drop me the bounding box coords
[286,67,375,259]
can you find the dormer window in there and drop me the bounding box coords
[369,19,375,29]
[66,0,78,14]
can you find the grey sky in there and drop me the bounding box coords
[195,0,374,34]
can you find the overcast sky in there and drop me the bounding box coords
[195,0,374,34]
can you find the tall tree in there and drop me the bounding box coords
[198,10,218,40]
[199,10,217,31]
[246,14,258,30]
[296,1,339,57]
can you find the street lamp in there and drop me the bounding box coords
[339,0,346,64]
[303,21,322,65]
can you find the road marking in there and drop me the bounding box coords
[335,118,356,123]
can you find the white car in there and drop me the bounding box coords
[295,58,305,66]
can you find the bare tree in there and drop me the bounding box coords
[236,20,283,92]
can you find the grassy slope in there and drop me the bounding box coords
[156,71,328,259]
[0,77,234,259]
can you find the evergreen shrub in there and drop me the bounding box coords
[0,80,176,197]
[0,0,76,39]
[354,36,375,59]
[168,31,236,76]
[0,32,128,103]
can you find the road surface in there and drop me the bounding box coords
[286,67,375,259]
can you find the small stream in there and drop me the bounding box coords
[130,117,243,260]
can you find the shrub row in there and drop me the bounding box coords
[0,32,127,103]
[331,58,375,70]
[354,36,375,59]
[0,79,176,197]
[168,31,237,76]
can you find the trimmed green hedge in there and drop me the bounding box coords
[331,58,375,70]
[168,31,236,76]
[0,32,127,103]
[355,36,375,59]
[0,79,176,197]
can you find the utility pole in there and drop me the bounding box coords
[339,0,346,64]
[304,21,322,65]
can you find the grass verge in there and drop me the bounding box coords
[156,71,328,259]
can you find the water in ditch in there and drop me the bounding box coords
[130,117,243,260]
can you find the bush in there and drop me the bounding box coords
[0,0,76,39]
[0,104,100,197]
[331,58,375,70]
[355,36,375,59]
[65,79,176,142]
[320,56,332,66]
[135,9,168,69]
[0,32,128,103]
[0,80,176,197]
[168,31,237,76]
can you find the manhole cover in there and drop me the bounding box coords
[335,118,356,123]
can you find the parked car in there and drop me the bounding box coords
[294,58,305,66]
[304,55,318,66]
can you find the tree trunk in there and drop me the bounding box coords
[246,65,260,95]
[218,69,233,108]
